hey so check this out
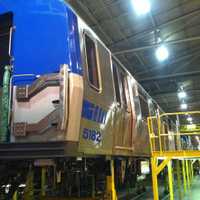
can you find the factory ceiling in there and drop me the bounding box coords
[67,0,200,112]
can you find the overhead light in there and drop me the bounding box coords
[155,45,169,61]
[180,103,188,110]
[157,37,162,43]
[178,91,186,99]
[132,0,151,15]
[187,117,192,122]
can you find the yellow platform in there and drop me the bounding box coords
[147,111,200,200]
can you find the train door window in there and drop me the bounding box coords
[119,70,131,112]
[85,33,100,91]
[112,63,121,104]
[138,90,149,119]
[0,12,13,86]
[123,76,131,112]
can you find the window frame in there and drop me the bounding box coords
[83,31,102,93]
[112,62,121,105]
[117,67,131,111]
[138,90,149,119]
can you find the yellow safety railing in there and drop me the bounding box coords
[147,111,200,200]
[147,111,200,157]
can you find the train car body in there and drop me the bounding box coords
[0,0,160,158]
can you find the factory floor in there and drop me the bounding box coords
[133,176,200,200]
[182,176,200,200]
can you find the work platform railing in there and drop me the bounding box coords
[147,111,200,200]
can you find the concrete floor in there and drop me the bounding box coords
[183,176,200,200]
[135,176,200,200]
[172,176,200,200]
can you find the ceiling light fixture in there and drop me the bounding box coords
[155,45,169,61]
[180,103,188,110]
[178,91,186,99]
[132,0,151,15]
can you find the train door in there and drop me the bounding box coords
[78,28,115,155]
[113,63,133,154]
[135,89,150,155]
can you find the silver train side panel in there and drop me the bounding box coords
[77,17,115,155]
[77,17,151,157]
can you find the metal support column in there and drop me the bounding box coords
[191,161,194,181]
[185,160,190,190]
[188,161,192,183]
[190,161,193,183]
[182,160,187,193]
[167,160,174,200]
[151,157,171,200]
[12,191,18,200]
[106,160,117,200]
[176,160,183,200]
[92,175,95,198]
[157,115,162,152]
[41,167,46,197]
[24,167,34,200]
[151,157,159,200]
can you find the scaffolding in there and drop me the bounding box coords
[147,111,200,200]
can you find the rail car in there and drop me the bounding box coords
[0,0,162,198]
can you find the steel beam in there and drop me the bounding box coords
[176,160,183,200]
[135,46,200,76]
[167,160,174,200]
[106,160,117,200]
[150,89,200,97]
[152,150,200,158]
[151,157,159,200]
[41,167,46,197]
[139,70,200,82]
[182,160,187,193]
[156,157,171,175]
[114,35,200,54]
[109,8,200,49]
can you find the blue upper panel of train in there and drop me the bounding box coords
[0,0,82,85]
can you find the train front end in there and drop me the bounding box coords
[0,0,84,146]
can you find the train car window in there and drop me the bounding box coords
[139,91,149,119]
[118,71,127,107]
[123,77,131,112]
[0,12,13,86]
[148,100,157,116]
[85,34,100,91]
[119,71,131,112]
[112,64,121,104]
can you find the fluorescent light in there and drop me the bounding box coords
[180,103,187,110]
[132,0,151,15]
[187,117,192,122]
[157,37,162,43]
[155,45,169,61]
[178,91,186,99]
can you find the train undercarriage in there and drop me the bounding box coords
[0,144,150,200]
